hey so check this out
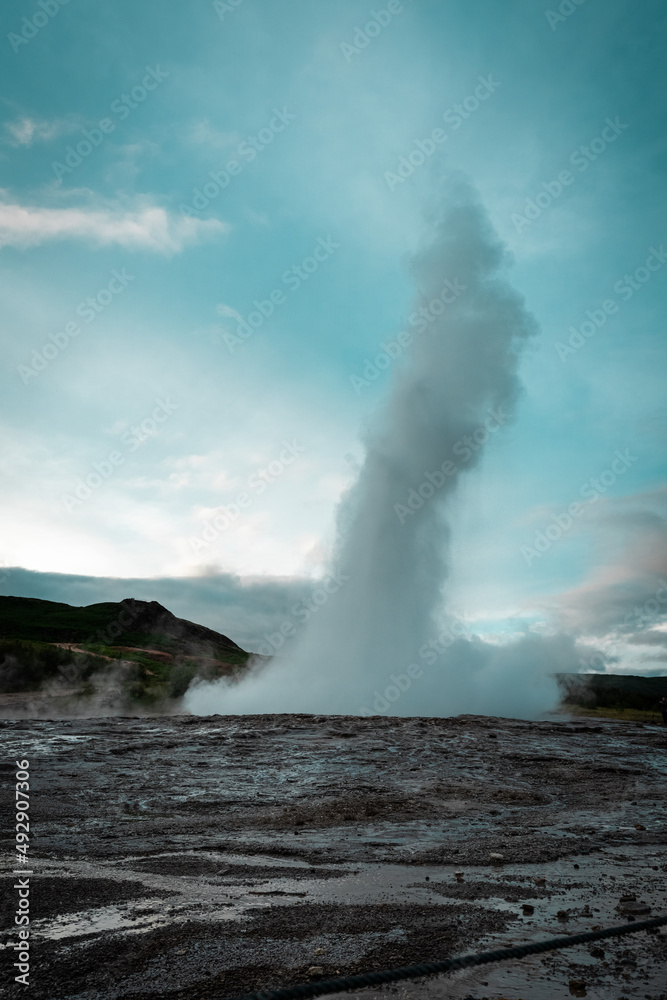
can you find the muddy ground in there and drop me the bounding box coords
[0,713,666,1000]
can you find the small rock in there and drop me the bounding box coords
[568,979,587,997]
[454,871,464,879]
[620,894,636,902]
[634,823,646,831]
[489,852,504,863]
[573,863,579,869]
[557,909,570,921]
[534,876,547,886]
[175,949,186,955]
[589,947,605,959]
[522,904,534,915]
[307,967,325,977]
[313,947,325,956]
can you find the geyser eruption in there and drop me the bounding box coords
[188,182,578,718]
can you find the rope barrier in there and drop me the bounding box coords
[228,913,667,1000]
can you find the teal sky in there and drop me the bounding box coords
[1,0,666,672]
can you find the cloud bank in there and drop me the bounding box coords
[0,199,226,254]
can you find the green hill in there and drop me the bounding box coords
[0,596,249,705]
[557,672,667,714]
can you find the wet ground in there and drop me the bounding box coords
[0,713,666,1000]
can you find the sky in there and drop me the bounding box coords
[1,0,666,678]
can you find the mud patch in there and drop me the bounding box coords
[1,876,176,923]
[129,856,349,881]
[1,712,665,1000]
[419,879,552,901]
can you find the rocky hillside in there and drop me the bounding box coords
[0,596,248,709]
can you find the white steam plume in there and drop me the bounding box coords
[187,182,581,718]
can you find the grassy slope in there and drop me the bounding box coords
[0,597,248,703]
[557,671,667,713]
[0,597,120,642]
[563,704,665,724]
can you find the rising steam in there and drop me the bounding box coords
[187,182,581,718]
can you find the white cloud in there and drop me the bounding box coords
[546,486,667,639]
[216,302,243,322]
[0,200,227,254]
[188,120,240,150]
[4,116,80,147]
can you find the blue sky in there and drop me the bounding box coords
[1,0,666,672]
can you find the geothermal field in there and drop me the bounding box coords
[1,712,665,1000]
[3,3,666,1000]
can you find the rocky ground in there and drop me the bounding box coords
[0,713,665,1000]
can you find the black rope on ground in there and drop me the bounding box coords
[228,913,667,1000]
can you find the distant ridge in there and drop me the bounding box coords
[0,595,242,654]
[558,671,666,713]
[0,596,248,705]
